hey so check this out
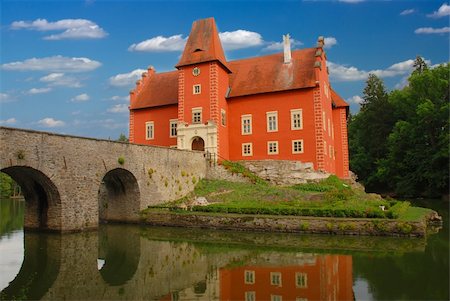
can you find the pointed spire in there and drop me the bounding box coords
[176,18,230,71]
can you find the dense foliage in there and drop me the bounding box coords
[0,172,14,198]
[348,61,449,197]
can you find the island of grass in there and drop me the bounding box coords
[141,162,442,237]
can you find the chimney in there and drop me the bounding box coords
[283,34,292,64]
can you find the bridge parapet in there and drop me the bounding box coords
[0,126,207,231]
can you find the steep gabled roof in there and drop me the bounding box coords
[331,88,349,108]
[175,17,229,71]
[130,70,178,110]
[227,48,318,98]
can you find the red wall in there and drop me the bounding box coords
[182,63,211,124]
[131,104,178,146]
[228,89,317,166]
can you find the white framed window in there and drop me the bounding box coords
[292,140,304,154]
[145,121,154,140]
[193,84,201,94]
[323,111,326,131]
[241,115,252,135]
[242,143,253,157]
[221,109,226,126]
[324,83,329,99]
[291,109,303,130]
[296,298,308,301]
[192,107,202,124]
[245,292,255,301]
[270,272,282,286]
[324,140,327,156]
[296,272,308,288]
[271,295,282,301]
[329,145,332,158]
[244,270,255,284]
[170,119,177,137]
[268,141,279,155]
[266,111,278,132]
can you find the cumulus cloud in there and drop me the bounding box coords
[71,93,90,102]
[107,104,128,113]
[324,37,337,49]
[219,30,263,50]
[427,3,450,18]
[38,117,65,127]
[128,35,187,52]
[110,95,129,102]
[328,58,428,82]
[27,87,52,94]
[109,69,146,87]
[346,95,363,104]
[415,27,450,34]
[0,118,17,125]
[400,9,415,16]
[263,38,303,52]
[2,55,101,73]
[10,18,108,40]
[40,73,82,87]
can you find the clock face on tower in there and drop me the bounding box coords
[192,67,200,76]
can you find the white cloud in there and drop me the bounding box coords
[40,73,82,87]
[339,0,364,3]
[0,93,13,103]
[427,3,450,18]
[11,18,107,40]
[110,95,129,102]
[27,87,52,94]
[400,9,415,16]
[71,93,90,102]
[0,118,17,125]
[107,104,128,113]
[109,69,146,87]
[128,34,187,52]
[328,58,428,82]
[2,55,101,73]
[219,30,263,50]
[415,27,450,34]
[324,37,337,49]
[346,95,363,104]
[263,38,303,52]
[38,117,65,127]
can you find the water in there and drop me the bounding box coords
[0,198,448,300]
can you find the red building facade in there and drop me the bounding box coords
[129,18,349,178]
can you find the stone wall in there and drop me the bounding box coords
[0,127,207,231]
[240,160,329,185]
[205,163,251,183]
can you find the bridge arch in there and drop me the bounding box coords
[98,168,140,223]
[1,166,61,230]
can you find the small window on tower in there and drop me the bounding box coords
[221,109,226,126]
[193,84,201,95]
[192,108,202,124]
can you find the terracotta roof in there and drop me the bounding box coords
[331,88,349,108]
[130,70,178,110]
[175,17,229,71]
[227,48,318,98]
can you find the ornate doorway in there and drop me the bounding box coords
[191,136,205,151]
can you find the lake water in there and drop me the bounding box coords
[0,198,448,300]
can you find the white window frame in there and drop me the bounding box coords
[291,109,303,130]
[192,107,202,124]
[268,141,279,155]
[242,143,253,157]
[241,114,252,135]
[324,140,327,156]
[329,145,332,158]
[244,270,255,284]
[221,109,226,126]
[270,272,282,286]
[296,272,308,288]
[193,84,201,95]
[245,291,256,301]
[292,139,304,154]
[145,121,154,140]
[266,111,278,132]
[169,119,177,138]
[271,295,282,301]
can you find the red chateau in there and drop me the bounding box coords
[129,18,349,178]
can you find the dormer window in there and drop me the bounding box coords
[194,48,203,52]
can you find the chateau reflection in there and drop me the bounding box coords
[2,224,427,301]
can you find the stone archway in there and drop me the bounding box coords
[98,168,140,223]
[191,136,205,151]
[1,166,61,230]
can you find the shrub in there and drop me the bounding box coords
[118,156,125,165]
[386,201,411,219]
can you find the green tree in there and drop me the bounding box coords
[348,74,396,191]
[117,133,129,142]
[412,55,428,74]
[0,172,13,198]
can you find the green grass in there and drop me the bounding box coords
[399,206,433,221]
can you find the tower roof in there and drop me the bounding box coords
[175,17,230,71]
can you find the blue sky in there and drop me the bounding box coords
[1,0,449,139]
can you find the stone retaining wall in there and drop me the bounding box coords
[142,210,427,237]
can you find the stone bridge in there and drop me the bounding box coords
[0,127,207,231]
